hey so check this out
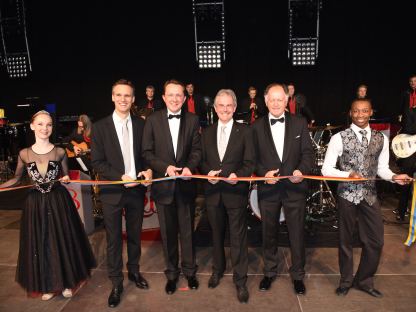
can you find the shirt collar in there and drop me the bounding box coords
[218,119,234,129]
[351,123,370,134]
[167,108,181,117]
[268,112,285,120]
[113,111,131,124]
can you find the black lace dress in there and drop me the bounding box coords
[0,146,96,294]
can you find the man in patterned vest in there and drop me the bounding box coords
[321,99,411,298]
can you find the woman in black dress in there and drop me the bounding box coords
[0,110,96,300]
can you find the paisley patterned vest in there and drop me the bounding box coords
[337,128,384,205]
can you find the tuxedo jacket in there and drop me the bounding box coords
[183,93,207,125]
[91,115,147,205]
[200,121,255,207]
[252,112,315,201]
[142,108,202,205]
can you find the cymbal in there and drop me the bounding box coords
[309,125,342,131]
[8,122,24,126]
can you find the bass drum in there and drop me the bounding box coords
[249,184,285,222]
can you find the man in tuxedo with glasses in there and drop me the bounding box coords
[142,79,202,295]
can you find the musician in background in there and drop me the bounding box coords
[287,82,315,126]
[132,85,164,119]
[356,84,369,100]
[184,82,208,127]
[237,86,266,125]
[395,74,416,221]
[63,114,92,172]
[322,98,411,298]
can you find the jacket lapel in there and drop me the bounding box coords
[131,117,139,172]
[222,122,239,161]
[160,109,176,161]
[175,110,186,162]
[211,122,221,162]
[106,116,124,165]
[282,112,293,163]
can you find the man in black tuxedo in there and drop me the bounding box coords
[91,79,152,308]
[200,89,255,303]
[184,82,207,127]
[142,79,202,295]
[236,86,267,124]
[252,83,314,295]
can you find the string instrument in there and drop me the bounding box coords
[391,134,416,158]
[66,141,90,158]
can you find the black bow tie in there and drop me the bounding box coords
[270,117,285,125]
[168,114,181,119]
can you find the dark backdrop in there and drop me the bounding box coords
[0,0,415,128]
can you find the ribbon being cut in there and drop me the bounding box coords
[1,174,415,246]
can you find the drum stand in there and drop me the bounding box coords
[307,127,337,228]
[306,178,337,226]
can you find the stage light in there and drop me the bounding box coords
[291,39,316,66]
[7,54,29,78]
[193,0,226,69]
[0,0,32,78]
[197,43,222,68]
[288,0,322,66]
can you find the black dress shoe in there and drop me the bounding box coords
[236,285,249,303]
[259,276,276,291]
[128,272,149,289]
[335,286,350,296]
[208,273,223,289]
[108,285,123,308]
[354,286,383,298]
[165,279,178,295]
[293,280,306,295]
[187,275,199,290]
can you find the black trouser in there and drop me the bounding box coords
[156,188,197,281]
[102,190,145,287]
[206,198,248,286]
[397,154,416,219]
[337,196,384,289]
[259,197,306,281]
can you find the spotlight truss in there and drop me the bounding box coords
[288,0,322,66]
[192,0,226,69]
[0,0,32,78]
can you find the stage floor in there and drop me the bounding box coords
[0,194,415,312]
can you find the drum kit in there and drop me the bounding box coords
[247,123,342,228]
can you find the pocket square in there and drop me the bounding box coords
[295,135,301,139]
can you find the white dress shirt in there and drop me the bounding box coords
[269,113,285,160]
[217,119,234,158]
[167,109,181,157]
[112,111,136,178]
[321,123,395,181]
